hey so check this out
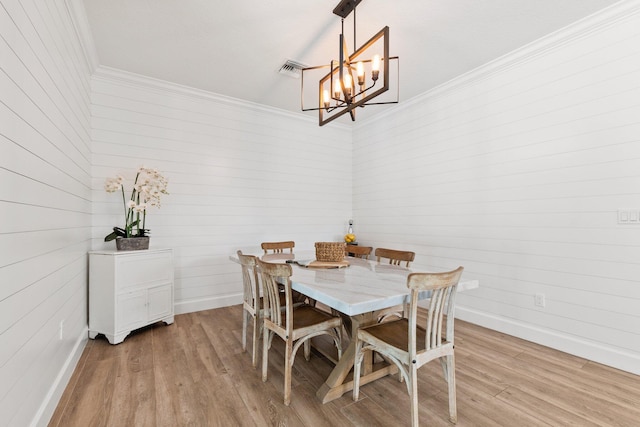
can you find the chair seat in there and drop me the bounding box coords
[270,304,342,340]
[361,318,453,359]
[289,305,342,330]
[360,318,424,352]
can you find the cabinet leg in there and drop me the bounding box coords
[163,316,174,325]
[107,332,129,345]
[88,330,99,339]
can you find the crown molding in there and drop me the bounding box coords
[357,0,640,129]
[92,66,351,130]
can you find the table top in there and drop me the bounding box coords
[230,252,479,316]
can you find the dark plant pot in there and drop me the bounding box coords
[115,237,150,251]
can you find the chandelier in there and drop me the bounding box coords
[301,0,399,126]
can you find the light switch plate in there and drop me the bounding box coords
[618,209,640,224]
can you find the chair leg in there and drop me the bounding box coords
[251,314,259,368]
[262,328,269,382]
[440,357,448,378]
[304,339,311,361]
[284,339,293,406]
[242,310,248,352]
[447,354,457,423]
[410,364,419,427]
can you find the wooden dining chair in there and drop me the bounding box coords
[237,250,292,367]
[260,240,312,306]
[261,241,295,254]
[237,250,264,368]
[345,244,373,259]
[375,247,416,321]
[353,266,464,427]
[257,258,343,406]
[375,247,415,267]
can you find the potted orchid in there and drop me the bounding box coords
[104,166,169,250]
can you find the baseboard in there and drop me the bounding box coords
[456,306,640,376]
[31,327,89,427]
[174,293,243,315]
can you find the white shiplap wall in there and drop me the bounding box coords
[90,67,353,314]
[352,2,640,374]
[0,0,94,425]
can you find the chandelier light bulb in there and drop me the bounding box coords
[356,61,365,86]
[343,73,353,96]
[372,54,380,81]
[323,89,331,109]
[334,78,341,98]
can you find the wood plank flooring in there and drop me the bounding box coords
[49,306,640,426]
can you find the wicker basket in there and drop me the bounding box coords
[315,242,346,262]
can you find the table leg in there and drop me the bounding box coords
[316,311,398,403]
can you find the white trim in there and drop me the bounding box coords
[174,294,244,315]
[64,0,99,73]
[92,66,351,131]
[30,328,89,427]
[456,307,640,376]
[357,0,640,129]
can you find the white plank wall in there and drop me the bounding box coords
[90,67,353,314]
[352,2,640,374]
[4,1,639,423]
[0,0,93,425]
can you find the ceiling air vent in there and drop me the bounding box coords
[278,59,307,78]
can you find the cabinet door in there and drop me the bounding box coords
[117,290,147,331]
[147,284,173,321]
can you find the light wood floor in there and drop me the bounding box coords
[50,305,640,426]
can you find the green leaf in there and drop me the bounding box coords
[104,227,127,241]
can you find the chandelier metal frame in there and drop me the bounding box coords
[301,0,399,126]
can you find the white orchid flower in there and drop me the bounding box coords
[104,167,169,240]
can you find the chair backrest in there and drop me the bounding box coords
[375,247,415,267]
[261,241,295,254]
[237,250,259,308]
[406,267,464,357]
[256,259,293,331]
[346,245,373,259]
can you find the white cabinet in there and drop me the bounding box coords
[89,248,174,344]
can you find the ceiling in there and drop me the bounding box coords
[83,0,620,124]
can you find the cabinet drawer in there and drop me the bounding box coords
[116,251,173,291]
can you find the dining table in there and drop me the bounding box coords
[229,251,479,403]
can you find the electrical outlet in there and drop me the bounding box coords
[534,293,545,308]
[59,320,64,340]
